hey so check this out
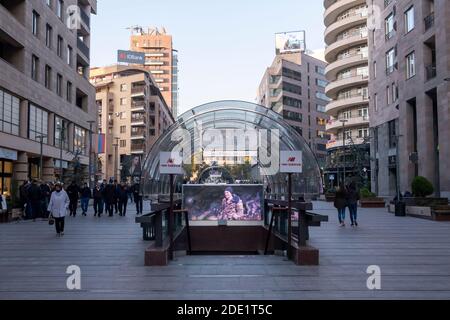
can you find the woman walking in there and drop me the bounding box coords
[48,183,70,237]
[346,182,360,227]
[334,186,348,227]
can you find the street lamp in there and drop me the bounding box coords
[339,119,348,186]
[36,134,48,181]
[87,120,96,188]
[113,137,120,182]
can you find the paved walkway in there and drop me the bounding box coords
[1,201,450,299]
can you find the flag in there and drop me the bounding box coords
[97,134,105,154]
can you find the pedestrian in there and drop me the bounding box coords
[66,181,80,217]
[346,182,360,227]
[127,183,134,204]
[132,182,143,215]
[104,180,115,217]
[47,182,69,237]
[28,180,41,221]
[19,180,29,212]
[113,180,120,214]
[118,182,128,216]
[40,181,51,218]
[93,183,104,217]
[80,182,91,216]
[334,186,348,227]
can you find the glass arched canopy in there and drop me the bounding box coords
[141,100,322,197]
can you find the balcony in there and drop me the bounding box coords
[325,94,369,117]
[131,143,145,154]
[324,0,367,27]
[131,85,145,97]
[327,137,367,149]
[325,53,368,81]
[131,102,146,111]
[324,10,368,45]
[424,12,435,31]
[326,116,370,133]
[77,38,90,60]
[425,63,437,81]
[131,115,146,126]
[131,130,146,140]
[80,8,90,28]
[325,32,368,62]
[325,74,369,100]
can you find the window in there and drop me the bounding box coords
[373,61,377,79]
[54,116,69,150]
[283,96,302,108]
[28,104,48,143]
[67,45,72,66]
[282,68,302,81]
[315,66,325,75]
[316,92,331,102]
[404,6,415,33]
[317,105,326,113]
[120,126,126,134]
[344,130,352,139]
[388,120,397,148]
[120,98,127,106]
[341,110,352,119]
[56,74,63,96]
[45,24,52,48]
[316,79,328,88]
[120,140,126,148]
[44,65,52,90]
[46,0,51,7]
[358,128,369,138]
[392,83,398,101]
[385,13,395,39]
[282,82,302,95]
[57,36,63,57]
[374,93,378,112]
[32,11,39,36]
[282,111,302,122]
[406,52,416,79]
[66,81,72,102]
[74,126,87,155]
[31,55,39,81]
[57,0,64,19]
[0,89,20,135]
[120,84,128,92]
[358,108,369,119]
[385,48,396,74]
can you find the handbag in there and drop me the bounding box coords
[48,213,55,226]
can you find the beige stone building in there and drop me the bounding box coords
[0,0,97,196]
[129,27,179,117]
[257,51,331,168]
[323,0,371,187]
[90,65,174,181]
[368,0,450,198]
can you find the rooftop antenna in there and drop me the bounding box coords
[126,25,143,35]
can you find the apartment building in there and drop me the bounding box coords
[90,65,174,181]
[257,52,330,168]
[0,0,97,195]
[323,0,371,187]
[129,27,179,117]
[368,0,450,198]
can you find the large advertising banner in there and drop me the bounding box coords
[121,155,142,180]
[275,31,306,54]
[280,151,303,173]
[117,50,145,65]
[183,185,264,221]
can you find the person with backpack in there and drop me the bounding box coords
[80,182,92,216]
[346,182,360,227]
[334,186,348,227]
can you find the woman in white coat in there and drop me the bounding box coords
[48,183,70,236]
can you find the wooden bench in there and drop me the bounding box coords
[431,205,450,221]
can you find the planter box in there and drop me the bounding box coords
[403,197,448,207]
[360,198,386,208]
[406,205,450,221]
[325,194,335,202]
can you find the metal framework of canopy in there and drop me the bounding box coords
[140,100,322,197]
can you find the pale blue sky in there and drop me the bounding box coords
[91,0,325,115]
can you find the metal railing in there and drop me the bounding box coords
[424,12,435,31]
[80,9,90,28]
[77,38,90,59]
[426,64,437,80]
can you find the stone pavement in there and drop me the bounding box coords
[1,200,450,300]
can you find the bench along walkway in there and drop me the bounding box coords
[1,201,450,299]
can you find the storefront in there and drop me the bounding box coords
[0,147,17,198]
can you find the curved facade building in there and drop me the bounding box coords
[323,0,371,187]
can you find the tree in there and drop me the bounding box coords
[412,176,434,197]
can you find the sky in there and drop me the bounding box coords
[91,0,325,115]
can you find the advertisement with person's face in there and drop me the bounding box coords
[183,185,263,221]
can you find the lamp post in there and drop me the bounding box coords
[87,120,95,188]
[113,137,120,182]
[339,119,348,186]
[36,134,47,181]
[57,123,65,183]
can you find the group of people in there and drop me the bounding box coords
[19,180,53,221]
[333,182,360,227]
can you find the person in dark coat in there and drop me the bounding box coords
[113,180,120,214]
[80,183,92,216]
[103,181,115,217]
[93,183,104,217]
[28,180,41,221]
[66,181,80,217]
[39,182,51,218]
[334,186,348,227]
[346,182,360,227]
[118,182,129,216]
[132,182,143,215]
[19,181,29,212]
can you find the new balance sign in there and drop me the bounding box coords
[160,152,184,175]
[280,151,303,173]
[117,50,145,65]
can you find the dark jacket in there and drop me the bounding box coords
[93,187,103,200]
[132,184,141,201]
[334,189,347,209]
[118,186,129,202]
[19,183,29,202]
[67,184,80,200]
[346,187,360,205]
[28,184,41,203]
[103,184,115,203]
[80,187,92,199]
[40,184,51,200]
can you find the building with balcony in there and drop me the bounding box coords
[0,0,97,195]
[90,65,174,181]
[368,0,450,198]
[323,0,371,188]
[257,51,330,169]
[129,27,179,118]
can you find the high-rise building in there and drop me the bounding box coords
[257,52,331,168]
[368,0,450,198]
[0,0,98,194]
[323,0,371,187]
[129,27,179,118]
[90,65,174,181]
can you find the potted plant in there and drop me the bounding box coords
[359,188,386,208]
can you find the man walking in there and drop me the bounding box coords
[118,182,128,216]
[28,180,41,221]
[80,182,91,216]
[132,182,143,215]
[104,180,115,217]
[93,183,104,217]
[66,181,80,217]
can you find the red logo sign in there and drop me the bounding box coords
[167,158,174,164]
[288,157,296,162]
